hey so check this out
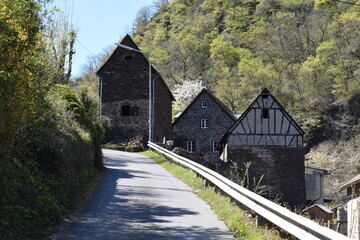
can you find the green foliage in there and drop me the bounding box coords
[0,1,104,239]
[0,0,42,148]
[210,35,239,67]
[132,0,360,114]
[0,83,104,239]
[0,149,63,239]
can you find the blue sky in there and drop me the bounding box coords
[53,0,155,77]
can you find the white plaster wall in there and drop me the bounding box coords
[348,197,360,239]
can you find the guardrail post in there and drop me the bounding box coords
[204,179,210,188]
[256,215,263,228]
[214,163,219,173]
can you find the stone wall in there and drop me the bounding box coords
[227,146,306,208]
[98,35,173,144]
[173,91,235,164]
[102,99,149,143]
[153,77,173,143]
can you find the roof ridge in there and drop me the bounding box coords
[172,88,236,126]
[96,35,174,100]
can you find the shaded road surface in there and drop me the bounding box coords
[50,149,234,240]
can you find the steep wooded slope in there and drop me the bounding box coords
[132,0,360,202]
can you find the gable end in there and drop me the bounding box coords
[223,89,304,148]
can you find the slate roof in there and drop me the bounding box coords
[96,34,174,101]
[303,204,333,214]
[172,88,236,126]
[340,174,360,191]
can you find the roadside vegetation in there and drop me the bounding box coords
[0,1,104,239]
[142,150,291,240]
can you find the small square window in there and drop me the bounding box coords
[201,119,208,129]
[121,105,130,116]
[201,101,208,108]
[186,141,195,152]
[212,140,219,153]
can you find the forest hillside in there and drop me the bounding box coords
[128,0,360,202]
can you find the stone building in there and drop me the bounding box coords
[305,166,328,205]
[97,34,174,144]
[172,89,236,165]
[219,88,306,207]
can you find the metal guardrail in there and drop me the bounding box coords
[148,141,350,240]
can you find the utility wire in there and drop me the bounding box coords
[334,0,360,6]
[75,37,97,56]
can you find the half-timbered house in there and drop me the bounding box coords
[219,88,306,207]
[97,35,174,144]
[172,89,236,165]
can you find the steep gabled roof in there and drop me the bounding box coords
[172,88,236,126]
[340,174,360,191]
[96,34,137,75]
[219,88,304,146]
[96,34,174,100]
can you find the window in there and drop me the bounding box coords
[201,101,208,108]
[262,109,269,119]
[212,140,219,153]
[121,105,130,116]
[130,105,139,116]
[186,141,195,152]
[124,55,133,60]
[121,104,139,116]
[201,119,208,129]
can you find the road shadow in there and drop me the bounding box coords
[49,150,234,240]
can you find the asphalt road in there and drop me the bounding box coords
[49,149,234,240]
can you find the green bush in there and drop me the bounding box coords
[0,84,105,239]
[0,149,63,239]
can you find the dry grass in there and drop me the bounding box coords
[306,134,360,203]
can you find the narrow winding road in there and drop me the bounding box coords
[50,149,234,240]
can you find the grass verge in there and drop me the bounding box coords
[142,150,286,240]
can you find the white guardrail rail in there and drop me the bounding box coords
[148,141,350,240]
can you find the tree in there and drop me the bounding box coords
[173,79,204,111]
[134,6,152,33]
[0,0,42,148]
[154,0,170,12]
